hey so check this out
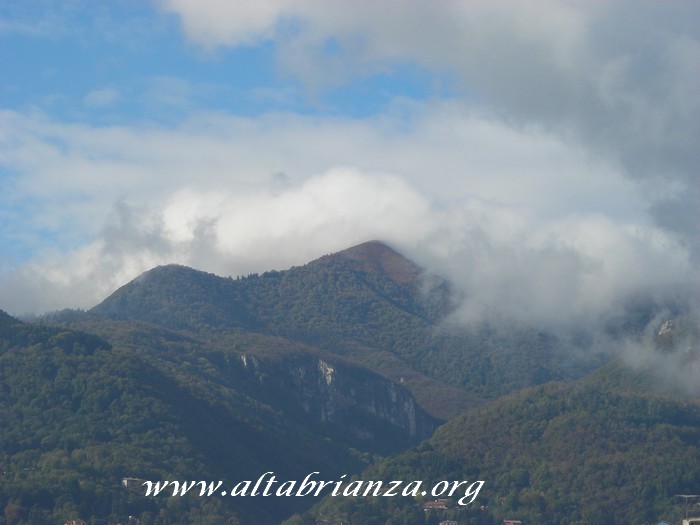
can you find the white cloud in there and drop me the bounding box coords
[156,0,291,48]
[84,87,121,108]
[0,0,696,396]
[0,105,695,326]
[3,0,700,327]
[0,104,648,252]
[155,0,700,257]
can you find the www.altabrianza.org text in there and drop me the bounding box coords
[142,472,484,506]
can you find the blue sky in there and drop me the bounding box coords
[1,1,699,326]
[2,3,288,122]
[1,1,441,124]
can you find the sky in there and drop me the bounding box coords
[1,1,699,334]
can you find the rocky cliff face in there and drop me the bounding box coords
[239,352,437,447]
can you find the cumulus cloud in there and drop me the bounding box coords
[157,0,700,256]
[0,106,695,329]
[155,0,291,48]
[0,167,433,313]
[428,210,694,329]
[0,105,639,235]
[1,0,698,362]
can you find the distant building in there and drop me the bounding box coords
[439,520,464,525]
[121,477,145,488]
[422,499,449,510]
[64,520,87,525]
[503,520,523,525]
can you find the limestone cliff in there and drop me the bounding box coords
[239,351,437,448]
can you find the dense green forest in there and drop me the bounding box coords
[1,241,698,525]
[0,307,437,524]
[301,363,700,525]
[85,242,602,414]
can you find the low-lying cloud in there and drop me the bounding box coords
[2,103,698,390]
[1,1,698,390]
[1,93,696,352]
[157,0,700,259]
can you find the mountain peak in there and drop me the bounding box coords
[319,240,422,285]
[0,309,20,328]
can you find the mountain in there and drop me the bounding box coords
[303,362,700,525]
[317,240,423,285]
[88,241,589,414]
[0,241,656,525]
[0,312,381,524]
[3,242,470,524]
[0,309,18,328]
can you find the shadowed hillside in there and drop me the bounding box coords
[88,241,593,415]
[303,362,700,525]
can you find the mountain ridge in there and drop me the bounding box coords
[3,241,698,524]
[83,239,592,411]
[0,298,436,524]
[303,361,700,525]
[313,240,423,285]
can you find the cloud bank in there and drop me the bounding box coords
[1,0,698,366]
[158,0,700,253]
[0,107,694,326]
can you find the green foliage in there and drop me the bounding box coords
[3,241,696,525]
[308,363,700,525]
[84,243,595,419]
[0,313,376,524]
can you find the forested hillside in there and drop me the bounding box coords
[86,241,597,415]
[2,241,697,525]
[303,363,700,525]
[0,309,436,524]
